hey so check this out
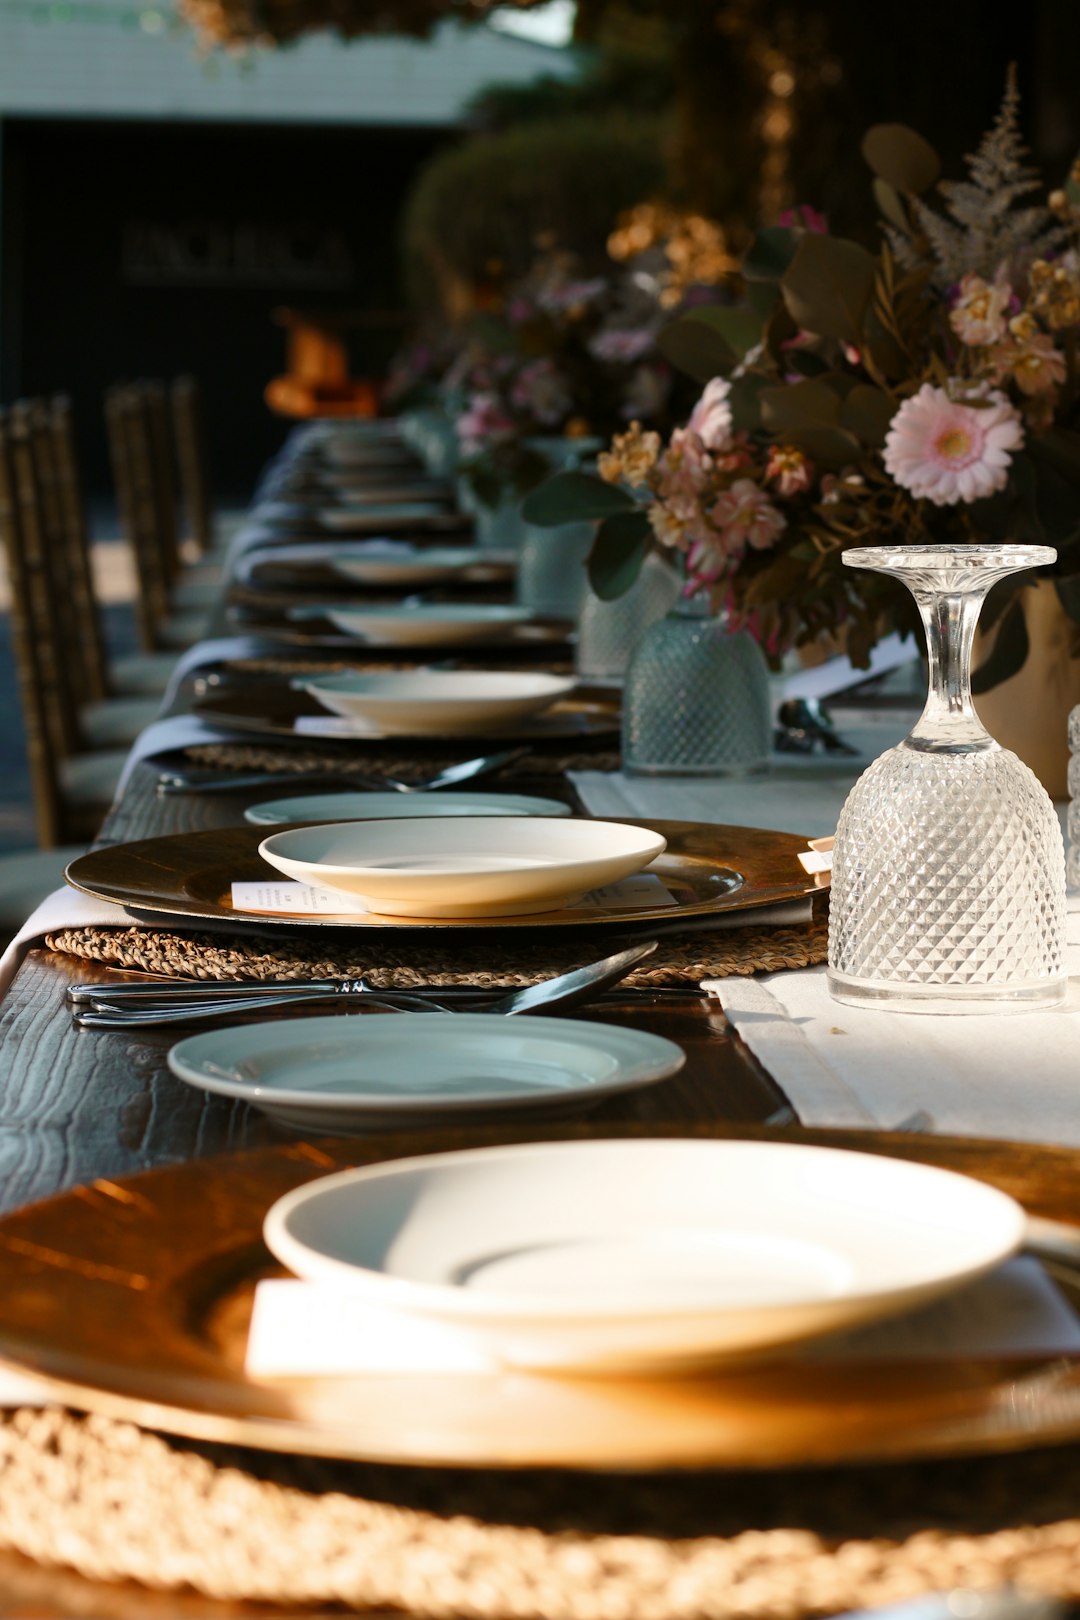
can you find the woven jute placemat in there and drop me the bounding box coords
[184,742,622,779]
[46,916,828,986]
[2,1407,1080,1616]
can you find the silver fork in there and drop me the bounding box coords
[71,942,658,1029]
[157,746,529,797]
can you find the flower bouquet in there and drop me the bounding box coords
[522,74,1080,685]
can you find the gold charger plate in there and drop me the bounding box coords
[191,685,619,745]
[2,1121,1080,1471]
[63,819,817,931]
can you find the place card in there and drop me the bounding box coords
[231,873,678,917]
[245,1258,1080,1380]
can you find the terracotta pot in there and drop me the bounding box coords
[973,579,1080,799]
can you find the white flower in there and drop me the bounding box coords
[883,384,1023,506]
[685,378,734,451]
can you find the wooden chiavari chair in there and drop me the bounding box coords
[49,396,178,700]
[106,382,212,653]
[0,406,127,853]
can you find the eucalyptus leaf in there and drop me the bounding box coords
[840,385,896,448]
[1054,574,1080,626]
[971,593,1029,694]
[686,305,763,360]
[872,177,910,231]
[781,234,878,344]
[728,374,765,434]
[656,317,738,383]
[745,280,781,323]
[743,226,800,283]
[760,379,842,430]
[1028,443,1080,546]
[521,471,635,527]
[861,124,942,194]
[587,510,653,600]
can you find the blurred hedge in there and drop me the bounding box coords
[402,114,670,315]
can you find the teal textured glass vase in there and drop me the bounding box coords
[622,595,772,776]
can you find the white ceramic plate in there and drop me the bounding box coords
[263,1139,1025,1372]
[258,816,667,918]
[244,791,573,826]
[318,503,447,531]
[169,1015,685,1134]
[302,671,576,736]
[321,604,534,647]
[328,546,512,588]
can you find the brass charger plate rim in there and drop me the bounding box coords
[2,1122,1080,1472]
[63,818,819,932]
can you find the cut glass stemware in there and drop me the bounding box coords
[828,544,1067,1013]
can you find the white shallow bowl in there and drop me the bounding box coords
[244,791,572,826]
[263,1139,1025,1372]
[329,546,510,588]
[169,1014,684,1134]
[258,817,667,918]
[324,604,533,647]
[302,671,576,736]
[318,503,447,531]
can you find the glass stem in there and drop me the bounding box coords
[907,586,993,753]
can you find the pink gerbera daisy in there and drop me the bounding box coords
[883,384,1023,506]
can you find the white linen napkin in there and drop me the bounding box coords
[713,905,1080,1144]
[0,887,156,996]
[245,1257,1080,1379]
[115,715,259,795]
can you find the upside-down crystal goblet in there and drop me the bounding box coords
[827,544,1066,1013]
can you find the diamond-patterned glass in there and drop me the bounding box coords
[827,545,1066,1013]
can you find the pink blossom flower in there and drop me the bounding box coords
[996,328,1066,395]
[588,327,655,363]
[509,359,572,426]
[506,296,534,325]
[765,444,813,496]
[455,392,515,454]
[536,277,607,313]
[777,204,828,233]
[709,478,787,551]
[685,377,734,451]
[883,383,1023,505]
[949,273,1013,346]
[647,501,690,554]
[655,430,711,519]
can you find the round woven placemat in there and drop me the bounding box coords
[2,1407,1080,1615]
[46,917,827,986]
[184,743,622,779]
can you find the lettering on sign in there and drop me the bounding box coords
[121,220,354,289]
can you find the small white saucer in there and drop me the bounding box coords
[244,791,573,827]
[168,1014,685,1133]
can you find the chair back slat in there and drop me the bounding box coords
[0,409,66,847]
[107,383,169,651]
[171,374,213,555]
[143,379,182,588]
[49,396,109,704]
[9,403,82,762]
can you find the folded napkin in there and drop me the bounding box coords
[0,887,160,997]
[571,718,913,840]
[714,904,1080,1144]
[115,715,261,795]
[245,1257,1080,1379]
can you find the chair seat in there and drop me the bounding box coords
[59,748,129,808]
[0,845,86,934]
[109,651,178,697]
[80,694,162,749]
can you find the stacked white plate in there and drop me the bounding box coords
[301,671,576,736]
[315,604,535,646]
[263,1139,1025,1372]
[258,816,667,917]
[243,791,572,826]
[328,546,512,588]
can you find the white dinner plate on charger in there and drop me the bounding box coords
[316,603,534,646]
[258,816,667,918]
[168,1015,685,1134]
[318,503,447,532]
[328,546,512,588]
[244,790,572,826]
[263,1138,1025,1372]
[301,671,576,736]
